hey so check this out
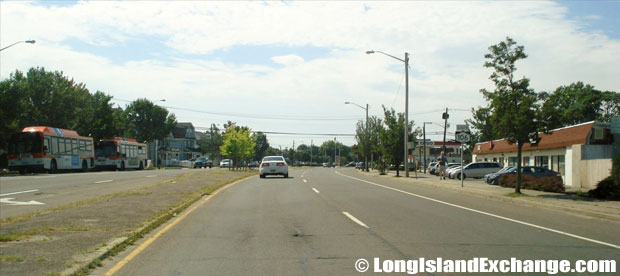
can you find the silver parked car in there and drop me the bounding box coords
[448,162,502,179]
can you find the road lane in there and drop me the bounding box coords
[307,168,620,260]
[95,167,619,276]
[0,169,200,219]
[100,169,405,276]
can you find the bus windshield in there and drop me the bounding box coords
[9,132,42,154]
[95,141,117,157]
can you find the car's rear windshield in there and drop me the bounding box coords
[263,157,284,162]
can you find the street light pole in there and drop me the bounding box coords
[366,50,411,177]
[345,101,369,171]
[0,40,35,52]
[404,52,409,177]
[153,99,166,168]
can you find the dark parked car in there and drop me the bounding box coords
[193,157,212,168]
[496,166,562,185]
[248,161,259,168]
[484,166,516,185]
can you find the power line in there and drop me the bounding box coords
[111,98,363,121]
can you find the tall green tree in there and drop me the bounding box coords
[0,68,91,137]
[379,106,414,177]
[540,82,604,129]
[220,125,256,169]
[0,70,28,151]
[198,124,223,160]
[480,37,541,194]
[124,98,176,143]
[466,106,496,151]
[74,91,125,142]
[253,132,269,161]
[598,91,620,122]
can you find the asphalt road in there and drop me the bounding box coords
[95,167,619,275]
[0,168,199,219]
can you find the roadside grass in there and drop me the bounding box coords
[0,255,27,262]
[0,172,197,226]
[0,226,98,242]
[504,192,531,198]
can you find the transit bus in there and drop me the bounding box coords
[94,137,148,170]
[8,126,95,174]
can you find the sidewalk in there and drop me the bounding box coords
[359,169,620,222]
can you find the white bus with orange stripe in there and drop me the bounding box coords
[8,126,95,174]
[94,137,148,170]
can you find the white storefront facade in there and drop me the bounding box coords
[472,121,617,190]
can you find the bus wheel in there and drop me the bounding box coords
[120,161,125,171]
[139,161,144,170]
[82,160,88,172]
[49,160,57,174]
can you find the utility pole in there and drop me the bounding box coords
[404,52,410,178]
[442,108,449,154]
[423,123,427,173]
[310,139,313,165]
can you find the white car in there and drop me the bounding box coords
[220,159,232,168]
[259,156,289,178]
[449,162,502,179]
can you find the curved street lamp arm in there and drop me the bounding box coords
[0,40,35,52]
[344,101,367,111]
[367,50,405,63]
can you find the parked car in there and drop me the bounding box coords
[220,159,232,168]
[259,156,289,178]
[440,164,461,176]
[448,162,502,179]
[248,161,259,168]
[484,166,516,185]
[193,157,212,168]
[496,166,562,185]
[428,162,438,174]
[434,163,461,175]
[346,162,356,167]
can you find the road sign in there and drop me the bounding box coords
[456,124,469,132]
[612,116,620,134]
[455,131,471,143]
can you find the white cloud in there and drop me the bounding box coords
[1,1,619,147]
[271,55,304,66]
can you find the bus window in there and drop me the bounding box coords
[44,138,50,154]
[72,139,79,155]
[65,139,72,155]
[58,138,66,154]
[51,137,58,154]
[86,141,92,152]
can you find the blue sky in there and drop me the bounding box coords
[2,1,619,149]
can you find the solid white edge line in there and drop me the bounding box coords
[95,180,113,184]
[145,175,158,178]
[0,189,39,197]
[312,188,320,194]
[343,211,370,229]
[335,171,620,250]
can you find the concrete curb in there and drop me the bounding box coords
[357,170,620,222]
[61,173,257,276]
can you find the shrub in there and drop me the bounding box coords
[589,176,620,200]
[498,174,565,193]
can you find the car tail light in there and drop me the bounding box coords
[276,162,285,166]
[261,163,269,167]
